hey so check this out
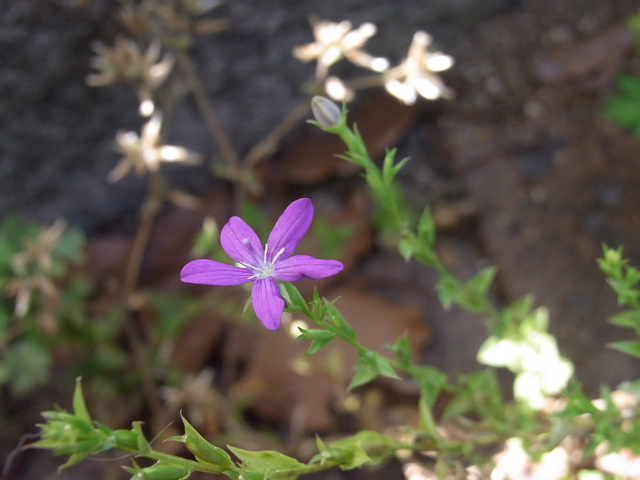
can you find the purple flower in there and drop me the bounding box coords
[181,198,344,330]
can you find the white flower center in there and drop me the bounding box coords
[242,241,285,280]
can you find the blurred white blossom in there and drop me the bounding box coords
[294,18,389,80]
[109,113,201,182]
[384,31,454,105]
[86,37,175,116]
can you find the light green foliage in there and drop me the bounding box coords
[443,369,506,422]
[151,293,195,341]
[296,328,335,355]
[312,218,354,260]
[598,245,640,356]
[0,217,88,396]
[31,99,640,480]
[169,415,235,473]
[557,382,640,457]
[606,11,640,136]
[191,217,222,259]
[605,75,640,136]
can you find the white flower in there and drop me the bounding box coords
[384,31,454,105]
[109,113,201,182]
[294,18,389,80]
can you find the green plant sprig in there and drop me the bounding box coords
[33,380,432,480]
[309,97,499,320]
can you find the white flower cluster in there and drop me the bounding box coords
[294,18,454,105]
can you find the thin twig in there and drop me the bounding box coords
[242,98,312,169]
[176,50,240,174]
[342,71,390,90]
[122,173,165,296]
[123,318,164,416]
[121,172,166,418]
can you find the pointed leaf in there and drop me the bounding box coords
[181,415,234,469]
[72,377,92,424]
[229,446,306,473]
[609,340,640,358]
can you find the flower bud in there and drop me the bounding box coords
[311,96,342,129]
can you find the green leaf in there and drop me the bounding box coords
[191,217,220,259]
[336,445,370,470]
[410,365,448,406]
[372,352,400,379]
[72,378,92,424]
[279,282,310,316]
[311,288,325,319]
[388,332,412,368]
[325,303,356,342]
[297,329,335,355]
[326,431,400,468]
[435,274,461,310]
[59,451,93,470]
[348,360,378,390]
[381,149,409,185]
[398,237,415,262]
[228,447,306,474]
[180,415,234,469]
[349,352,399,389]
[468,266,497,295]
[608,340,640,358]
[609,310,640,329]
[606,75,640,136]
[124,462,193,480]
[416,208,436,247]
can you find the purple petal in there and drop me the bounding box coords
[266,198,313,261]
[275,255,344,281]
[220,217,264,266]
[181,259,252,285]
[251,277,284,330]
